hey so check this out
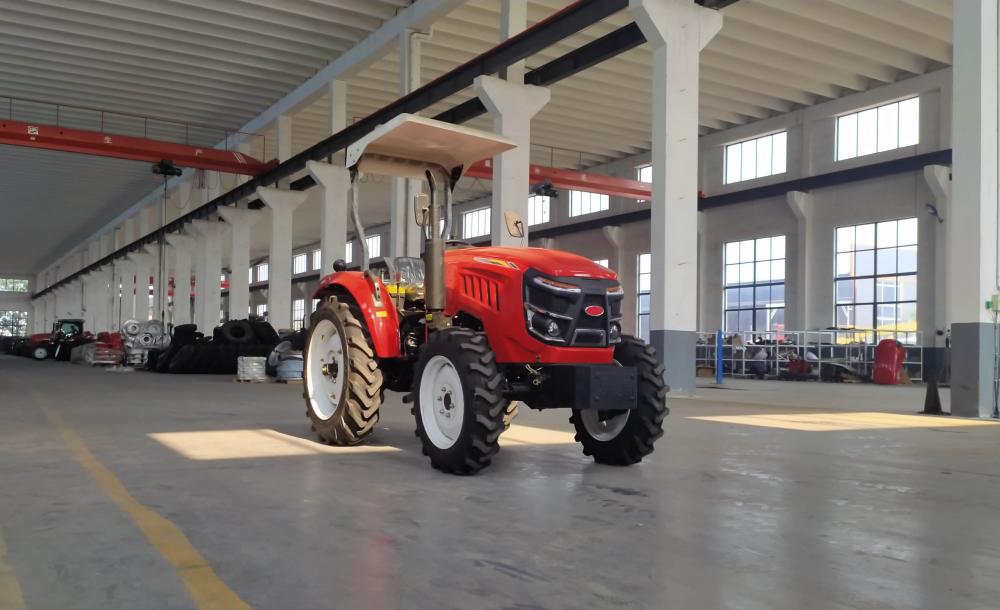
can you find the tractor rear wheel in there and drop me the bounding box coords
[569,336,668,466]
[303,299,383,445]
[410,328,506,475]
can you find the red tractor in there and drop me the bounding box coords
[303,115,668,474]
[25,318,88,360]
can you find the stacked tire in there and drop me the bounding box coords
[155,319,279,374]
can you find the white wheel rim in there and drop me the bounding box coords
[33,347,46,359]
[306,319,346,421]
[580,409,630,441]
[419,355,465,449]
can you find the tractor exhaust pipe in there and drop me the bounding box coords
[423,169,448,327]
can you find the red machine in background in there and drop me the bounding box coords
[872,339,906,384]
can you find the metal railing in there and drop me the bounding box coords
[695,329,925,382]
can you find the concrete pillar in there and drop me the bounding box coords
[327,80,347,135]
[117,259,137,323]
[924,165,951,347]
[217,207,262,321]
[93,267,112,332]
[32,300,44,333]
[602,226,626,279]
[277,115,293,163]
[949,0,997,417]
[500,0,527,83]
[474,75,550,247]
[44,292,55,331]
[786,191,814,330]
[307,161,350,275]
[165,233,196,326]
[391,33,427,257]
[631,0,722,394]
[127,252,155,321]
[190,220,226,332]
[201,170,222,205]
[257,187,307,330]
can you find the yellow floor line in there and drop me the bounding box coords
[0,524,27,610]
[29,390,250,610]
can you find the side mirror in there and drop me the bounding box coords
[504,211,525,238]
[413,193,430,227]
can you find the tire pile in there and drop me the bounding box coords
[153,319,280,374]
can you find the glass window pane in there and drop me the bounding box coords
[836,253,853,277]
[876,276,898,301]
[638,294,650,314]
[856,304,874,329]
[856,250,875,276]
[877,102,899,152]
[856,278,874,303]
[639,253,651,273]
[876,247,897,274]
[898,217,918,246]
[898,302,917,330]
[639,273,651,292]
[898,275,917,301]
[756,135,773,177]
[877,304,897,330]
[857,108,878,156]
[726,311,739,331]
[877,220,898,248]
[897,245,917,273]
[739,240,755,263]
[739,287,754,307]
[772,236,786,259]
[739,310,753,331]
[856,224,876,249]
[741,140,757,181]
[726,144,741,184]
[837,113,858,160]
[725,288,740,308]
[756,261,771,282]
[755,237,771,260]
[771,259,785,281]
[837,305,855,327]
[898,97,920,147]
[772,132,787,174]
[770,284,785,306]
[836,226,855,253]
[755,309,768,332]
[725,242,740,264]
[755,286,770,307]
[739,262,754,284]
[725,264,739,286]
[836,279,854,304]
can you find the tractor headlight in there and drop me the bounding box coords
[609,322,621,343]
[546,320,560,337]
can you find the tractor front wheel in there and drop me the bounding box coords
[569,336,668,465]
[303,299,383,445]
[411,328,506,475]
[31,345,49,360]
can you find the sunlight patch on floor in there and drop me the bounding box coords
[688,411,1000,432]
[501,424,577,445]
[149,429,401,460]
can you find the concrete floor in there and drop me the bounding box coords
[2,355,1000,610]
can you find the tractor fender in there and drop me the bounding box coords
[313,271,402,359]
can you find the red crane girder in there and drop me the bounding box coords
[465,159,651,200]
[0,119,277,175]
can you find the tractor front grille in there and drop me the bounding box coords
[523,270,623,347]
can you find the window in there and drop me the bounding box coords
[570,191,609,217]
[528,195,550,226]
[255,304,267,319]
[724,132,787,184]
[312,298,321,312]
[637,254,651,342]
[593,258,609,268]
[723,236,786,333]
[637,165,652,183]
[220,273,226,283]
[292,299,305,330]
[249,267,254,284]
[837,97,919,161]
[293,253,307,274]
[0,310,28,336]
[312,249,321,270]
[0,278,29,292]
[256,263,268,282]
[345,241,354,264]
[835,218,917,340]
[365,235,381,259]
[463,207,491,239]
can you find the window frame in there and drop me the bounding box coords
[836,96,920,161]
[462,206,491,239]
[723,131,787,185]
[722,235,787,334]
[569,190,610,217]
[637,253,651,343]
[293,253,307,275]
[527,195,550,226]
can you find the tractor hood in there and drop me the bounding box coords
[451,246,617,280]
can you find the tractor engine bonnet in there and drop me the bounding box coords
[447,246,617,280]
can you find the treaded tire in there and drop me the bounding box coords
[410,328,505,475]
[303,299,382,445]
[31,345,50,360]
[168,344,196,374]
[220,320,255,345]
[569,336,668,466]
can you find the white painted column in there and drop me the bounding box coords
[327,79,347,135]
[32,300,44,333]
[500,0,527,83]
[94,267,112,332]
[165,233,196,326]
[127,252,154,321]
[474,75,550,247]
[44,292,56,331]
[190,220,227,332]
[307,161,350,274]
[949,0,997,417]
[923,165,951,345]
[257,188,307,330]
[118,259,137,323]
[391,32,427,257]
[786,191,814,330]
[277,115,293,163]
[217,206,262,321]
[631,0,722,394]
